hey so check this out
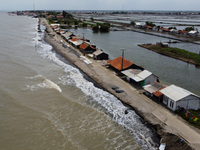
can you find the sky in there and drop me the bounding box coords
[1,0,200,11]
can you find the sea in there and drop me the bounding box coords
[0,12,159,150]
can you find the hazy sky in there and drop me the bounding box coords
[1,0,200,11]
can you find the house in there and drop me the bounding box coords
[73,40,84,48]
[93,50,109,60]
[61,32,74,41]
[135,22,142,28]
[160,84,200,111]
[179,30,188,35]
[170,29,179,34]
[107,57,143,71]
[144,25,153,30]
[161,28,170,32]
[68,38,79,46]
[79,43,96,54]
[121,69,159,86]
[143,81,166,101]
[188,30,198,36]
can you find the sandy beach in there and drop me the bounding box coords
[41,18,200,150]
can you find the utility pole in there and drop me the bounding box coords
[120,48,126,70]
[82,33,85,40]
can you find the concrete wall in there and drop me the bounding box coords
[163,95,200,111]
[177,95,200,110]
[145,74,158,85]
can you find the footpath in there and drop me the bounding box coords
[41,18,200,150]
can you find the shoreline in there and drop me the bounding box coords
[40,18,200,149]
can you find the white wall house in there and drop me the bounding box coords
[160,85,200,111]
[188,30,198,36]
[121,69,158,86]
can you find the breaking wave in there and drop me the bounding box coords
[25,75,62,93]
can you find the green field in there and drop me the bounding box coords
[151,45,200,66]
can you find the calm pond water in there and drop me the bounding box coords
[70,28,200,95]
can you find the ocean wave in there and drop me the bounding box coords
[25,75,62,93]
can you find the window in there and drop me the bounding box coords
[170,101,174,108]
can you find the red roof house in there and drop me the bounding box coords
[79,43,96,54]
[107,57,143,71]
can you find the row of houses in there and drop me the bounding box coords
[135,23,199,37]
[107,57,200,111]
[50,24,109,60]
[50,24,200,112]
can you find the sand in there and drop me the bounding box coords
[41,18,200,150]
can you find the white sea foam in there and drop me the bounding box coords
[25,75,62,93]
[33,25,158,149]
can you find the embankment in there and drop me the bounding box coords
[132,28,200,45]
[40,18,199,150]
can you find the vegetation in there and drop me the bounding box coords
[92,25,99,32]
[92,23,110,32]
[130,20,136,26]
[168,27,177,30]
[176,109,200,129]
[151,45,200,66]
[145,21,156,27]
[184,26,195,31]
[90,17,94,21]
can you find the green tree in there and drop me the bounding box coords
[74,19,79,25]
[130,20,136,26]
[168,27,177,30]
[184,26,195,31]
[92,25,99,32]
[82,23,88,28]
[62,11,67,18]
[145,21,155,27]
[100,24,109,32]
[90,17,94,21]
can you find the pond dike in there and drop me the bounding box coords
[131,28,200,45]
[40,18,199,150]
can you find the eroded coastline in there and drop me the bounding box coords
[40,18,199,149]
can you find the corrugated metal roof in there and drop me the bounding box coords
[73,40,83,46]
[160,84,199,101]
[143,81,166,96]
[188,30,197,34]
[62,32,73,39]
[121,69,152,82]
[93,49,104,56]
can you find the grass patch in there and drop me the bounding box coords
[151,45,200,66]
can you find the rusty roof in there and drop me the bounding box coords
[70,38,79,41]
[179,30,188,34]
[107,57,134,71]
[80,43,89,50]
[145,25,153,29]
[161,28,170,32]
